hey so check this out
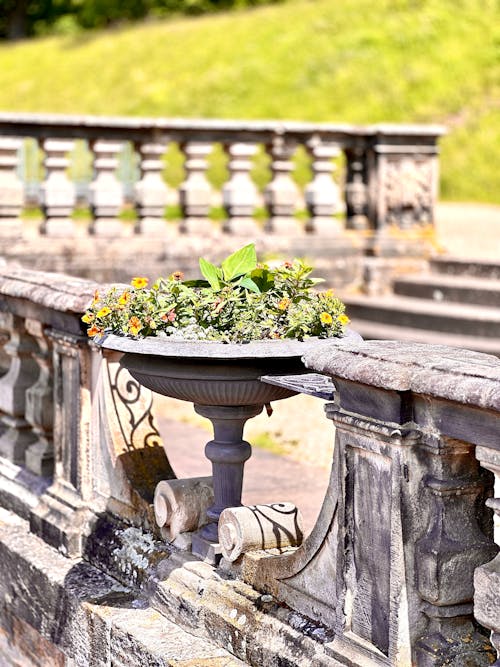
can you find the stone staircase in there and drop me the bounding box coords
[343,257,500,356]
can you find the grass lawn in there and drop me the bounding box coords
[1,0,499,202]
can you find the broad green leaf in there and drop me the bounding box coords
[250,268,275,292]
[221,244,257,281]
[199,258,221,291]
[239,277,261,293]
[183,279,210,288]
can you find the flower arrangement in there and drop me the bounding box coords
[83,244,349,343]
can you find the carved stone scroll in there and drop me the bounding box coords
[154,477,213,541]
[219,502,303,562]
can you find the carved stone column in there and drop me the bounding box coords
[475,447,500,665]
[264,137,300,235]
[179,141,213,235]
[40,139,76,237]
[345,145,369,230]
[0,314,38,465]
[24,318,53,478]
[89,140,124,237]
[247,340,499,667]
[304,138,341,235]
[134,141,168,236]
[0,138,24,240]
[222,142,258,235]
[30,330,95,556]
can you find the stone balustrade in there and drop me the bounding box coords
[0,112,443,241]
[0,265,498,667]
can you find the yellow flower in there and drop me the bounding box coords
[81,312,94,324]
[118,291,131,308]
[97,306,111,318]
[87,325,103,338]
[128,316,142,336]
[278,298,291,311]
[131,276,149,289]
[320,312,333,325]
[338,314,350,326]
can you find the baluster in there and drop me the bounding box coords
[0,138,24,240]
[305,137,341,234]
[0,314,38,464]
[179,141,213,234]
[40,139,76,237]
[345,146,369,230]
[134,140,168,236]
[24,318,53,478]
[475,447,500,665]
[222,142,258,235]
[89,140,124,237]
[264,137,300,235]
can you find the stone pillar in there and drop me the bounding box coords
[345,145,369,230]
[475,447,500,665]
[366,128,442,232]
[0,138,24,240]
[179,141,213,235]
[222,142,258,235]
[264,137,300,235]
[89,140,124,237]
[30,330,95,556]
[23,318,53,478]
[39,139,76,237]
[304,138,341,235]
[134,141,168,236]
[0,314,38,465]
[248,340,499,667]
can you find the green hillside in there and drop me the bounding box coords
[1,0,499,202]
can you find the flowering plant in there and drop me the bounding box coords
[83,244,349,343]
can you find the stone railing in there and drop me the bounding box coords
[0,113,444,267]
[0,265,498,667]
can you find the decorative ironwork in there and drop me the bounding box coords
[106,363,162,452]
[260,372,335,400]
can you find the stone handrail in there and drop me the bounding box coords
[0,112,444,241]
[1,266,498,666]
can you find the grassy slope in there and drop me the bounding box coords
[0,0,499,201]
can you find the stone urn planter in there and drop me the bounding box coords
[98,330,361,558]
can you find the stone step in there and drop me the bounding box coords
[394,273,500,307]
[345,318,500,356]
[430,257,500,280]
[343,294,500,339]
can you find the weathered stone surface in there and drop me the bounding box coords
[304,339,500,411]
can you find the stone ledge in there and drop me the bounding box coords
[304,340,500,411]
[0,509,244,666]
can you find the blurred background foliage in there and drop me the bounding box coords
[0,0,498,202]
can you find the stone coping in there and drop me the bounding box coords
[304,339,500,412]
[0,111,446,138]
[0,266,101,314]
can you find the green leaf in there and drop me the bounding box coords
[239,277,261,293]
[199,258,221,291]
[250,267,275,292]
[183,279,210,288]
[221,244,257,281]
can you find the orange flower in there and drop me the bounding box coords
[161,310,176,322]
[87,325,102,338]
[97,306,111,318]
[128,316,142,336]
[118,291,131,307]
[91,289,100,306]
[81,312,94,324]
[338,314,350,326]
[320,312,333,325]
[278,298,290,311]
[131,277,149,289]
[283,261,293,269]
[171,271,184,281]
